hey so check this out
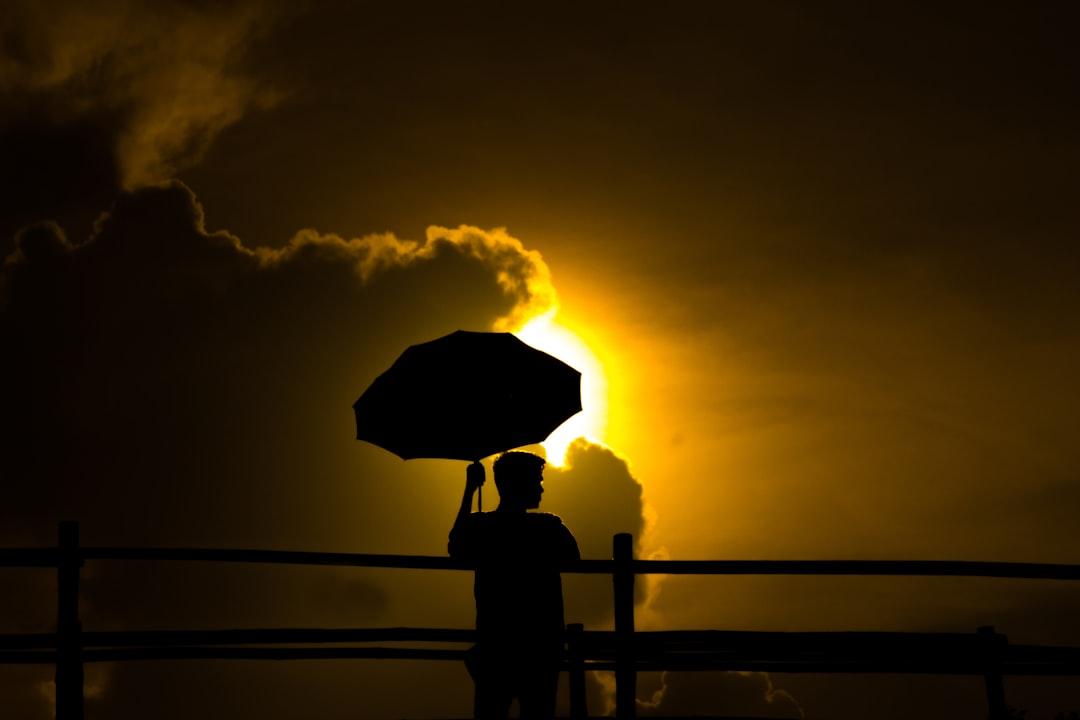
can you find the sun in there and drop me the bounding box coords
[514,312,608,465]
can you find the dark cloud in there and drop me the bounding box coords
[638,670,802,718]
[544,440,649,628]
[775,674,988,720]
[0,0,277,188]
[0,181,542,542]
[0,119,122,253]
[546,440,646,559]
[0,0,278,256]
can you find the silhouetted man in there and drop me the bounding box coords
[449,451,580,720]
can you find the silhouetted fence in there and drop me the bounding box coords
[2,522,1080,719]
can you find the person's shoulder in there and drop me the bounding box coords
[455,511,494,531]
[530,512,579,558]
[528,512,569,528]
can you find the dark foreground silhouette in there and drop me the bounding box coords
[449,452,580,719]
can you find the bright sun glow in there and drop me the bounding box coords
[515,312,608,466]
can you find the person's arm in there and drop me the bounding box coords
[448,462,485,558]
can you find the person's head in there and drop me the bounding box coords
[493,451,546,510]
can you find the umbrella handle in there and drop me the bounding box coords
[466,460,484,512]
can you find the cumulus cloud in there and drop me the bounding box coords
[639,670,803,718]
[0,180,565,542]
[272,224,558,332]
[545,441,646,559]
[0,0,277,189]
[544,440,648,625]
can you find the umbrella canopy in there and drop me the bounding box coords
[353,330,582,462]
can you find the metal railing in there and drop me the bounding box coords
[2,522,1079,719]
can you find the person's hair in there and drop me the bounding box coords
[492,451,546,496]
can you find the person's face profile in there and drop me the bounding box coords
[524,471,544,509]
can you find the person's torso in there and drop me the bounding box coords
[464,512,570,650]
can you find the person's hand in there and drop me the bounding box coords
[466,461,485,494]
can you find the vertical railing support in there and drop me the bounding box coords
[56,521,84,720]
[613,532,636,720]
[978,625,1008,720]
[567,622,587,720]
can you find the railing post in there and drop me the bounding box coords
[56,521,84,720]
[613,532,636,720]
[567,622,587,720]
[978,625,1008,720]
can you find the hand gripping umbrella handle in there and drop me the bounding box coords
[466,461,485,512]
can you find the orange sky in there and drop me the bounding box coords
[3,2,1080,718]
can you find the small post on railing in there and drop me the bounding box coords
[567,622,587,720]
[56,521,84,720]
[613,532,636,720]
[978,625,1008,720]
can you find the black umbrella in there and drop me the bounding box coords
[353,330,582,504]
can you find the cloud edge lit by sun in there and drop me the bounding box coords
[513,311,609,466]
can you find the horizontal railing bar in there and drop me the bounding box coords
[82,627,477,647]
[82,646,469,662]
[62,648,1080,677]
[0,548,58,567]
[79,547,616,573]
[82,547,472,569]
[587,630,1007,659]
[76,648,615,670]
[0,628,477,649]
[1002,644,1080,675]
[1001,665,1080,676]
[5,546,1080,581]
[0,628,1006,650]
[74,549,1080,580]
[0,650,56,664]
[4,635,1078,676]
[633,559,1080,580]
[1009,643,1080,661]
[599,629,987,641]
[628,658,1080,675]
[0,633,55,649]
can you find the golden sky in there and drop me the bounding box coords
[3,2,1080,718]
